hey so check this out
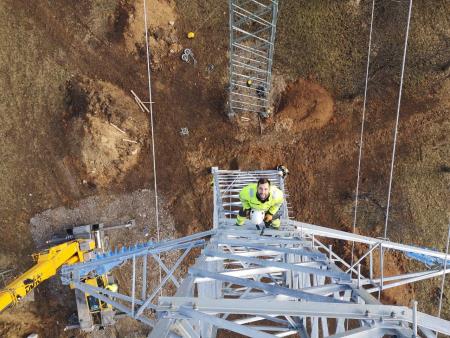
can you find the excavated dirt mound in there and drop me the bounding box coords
[123,0,182,69]
[277,78,334,131]
[64,76,149,188]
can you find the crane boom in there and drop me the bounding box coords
[0,240,94,312]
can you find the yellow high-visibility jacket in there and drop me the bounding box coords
[239,183,284,215]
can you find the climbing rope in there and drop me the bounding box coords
[383,0,413,239]
[351,0,376,268]
[143,0,162,289]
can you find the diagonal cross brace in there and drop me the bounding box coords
[215,239,327,260]
[73,281,155,327]
[203,249,350,281]
[179,306,277,338]
[136,245,194,317]
[189,267,347,304]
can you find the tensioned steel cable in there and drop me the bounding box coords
[383,0,413,239]
[143,0,162,290]
[351,0,376,269]
[437,222,450,330]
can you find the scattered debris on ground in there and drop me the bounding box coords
[64,76,149,187]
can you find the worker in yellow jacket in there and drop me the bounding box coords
[235,178,284,229]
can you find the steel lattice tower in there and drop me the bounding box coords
[228,0,279,118]
[62,168,450,337]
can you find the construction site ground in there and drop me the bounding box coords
[0,0,448,337]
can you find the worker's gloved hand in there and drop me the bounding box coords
[264,213,273,222]
[239,208,251,218]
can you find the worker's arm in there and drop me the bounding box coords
[239,185,251,210]
[268,187,284,215]
[0,241,89,313]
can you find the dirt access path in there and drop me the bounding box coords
[0,0,448,336]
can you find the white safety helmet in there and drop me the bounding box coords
[250,209,265,225]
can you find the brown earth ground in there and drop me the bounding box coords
[0,0,448,337]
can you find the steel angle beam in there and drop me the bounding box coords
[75,281,145,307]
[206,250,283,259]
[135,245,194,317]
[203,249,349,281]
[189,268,347,303]
[215,239,327,260]
[214,233,310,245]
[194,266,288,282]
[287,220,450,260]
[73,281,155,327]
[63,238,207,276]
[159,297,403,319]
[158,297,450,335]
[326,325,411,338]
[178,306,277,338]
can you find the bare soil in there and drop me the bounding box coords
[277,79,334,130]
[64,76,149,187]
[0,0,448,336]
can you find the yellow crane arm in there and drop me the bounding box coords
[0,240,93,312]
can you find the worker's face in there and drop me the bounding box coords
[257,183,270,200]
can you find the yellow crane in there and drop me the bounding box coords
[0,221,133,331]
[0,240,93,313]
